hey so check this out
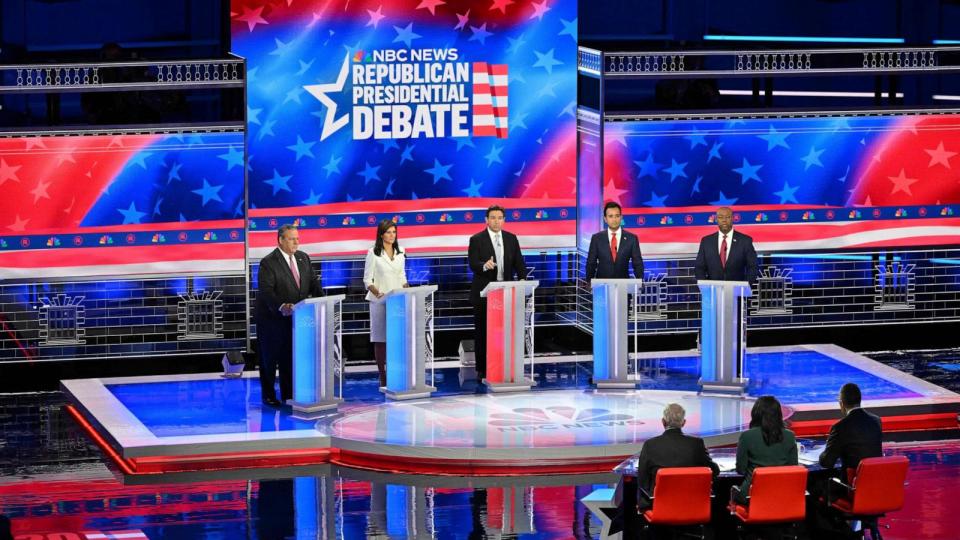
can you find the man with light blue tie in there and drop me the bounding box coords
[585,201,645,280]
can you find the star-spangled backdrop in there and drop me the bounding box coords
[231,0,578,258]
[0,133,246,278]
[601,114,960,254]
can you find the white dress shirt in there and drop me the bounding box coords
[363,247,407,302]
[487,228,504,281]
[607,227,622,250]
[717,227,734,261]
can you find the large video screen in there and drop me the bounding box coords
[232,0,577,258]
[602,114,960,255]
[0,133,245,278]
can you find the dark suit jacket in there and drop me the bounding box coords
[694,229,758,282]
[585,229,644,280]
[468,229,527,305]
[636,428,720,498]
[255,248,322,332]
[818,408,883,472]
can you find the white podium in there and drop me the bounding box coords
[591,278,643,388]
[697,280,751,395]
[382,285,439,400]
[480,280,539,392]
[289,295,346,414]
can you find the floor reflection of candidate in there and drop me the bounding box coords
[468,205,527,380]
[363,219,409,388]
[255,225,322,407]
[585,201,644,280]
[694,206,758,283]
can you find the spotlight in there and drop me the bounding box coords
[222,351,246,378]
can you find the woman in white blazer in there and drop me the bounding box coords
[363,219,409,387]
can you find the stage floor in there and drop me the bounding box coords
[62,344,960,476]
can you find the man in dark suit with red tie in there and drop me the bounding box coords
[256,224,322,407]
[585,201,644,280]
[468,205,527,381]
[694,206,758,282]
[819,382,883,472]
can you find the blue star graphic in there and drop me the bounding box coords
[179,213,187,223]
[357,161,381,184]
[710,191,739,206]
[801,146,825,170]
[707,142,724,163]
[258,120,277,141]
[264,169,292,195]
[559,18,577,42]
[248,107,262,125]
[506,34,527,55]
[283,87,305,105]
[514,112,529,130]
[462,178,483,197]
[152,198,163,216]
[302,189,322,205]
[691,175,703,195]
[167,162,182,184]
[385,178,396,196]
[192,178,224,206]
[634,152,662,179]
[732,158,763,184]
[218,146,244,170]
[758,125,790,151]
[234,199,244,217]
[684,128,707,149]
[773,181,800,204]
[663,159,688,182]
[644,191,668,207]
[128,152,152,170]
[454,137,475,151]
[469,23,493,45]
[485,145,504,167]
[393,23,422,48]
[286,135,316,161]
[269,37,291,56]
[424,159,453,183]
[400,144,416,163]
[295,58,315,76]
[323,155,342,178]
[537,80,558,98]
[380,138,400,152]
[533,48,563,74]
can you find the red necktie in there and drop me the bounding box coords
[610,232,618,262]
[720,234,728,268]
[288,254,301,288]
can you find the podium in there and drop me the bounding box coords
[697,280,751,395]
[382,285,439,400]
[591,278,643,388]
[480,280,539,392]
[289,295,346,414]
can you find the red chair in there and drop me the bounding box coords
[729,465,808,539]
[640,467,714,539]
[827,455,909,540]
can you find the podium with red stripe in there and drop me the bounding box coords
[480,280,538,392]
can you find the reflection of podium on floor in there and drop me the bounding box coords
[382,285,438,401]
[289,295,345,415]
[591,278,643,388]
[480,280,539,392]
[697,280,751,395]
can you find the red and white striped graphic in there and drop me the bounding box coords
[472,62,508,139]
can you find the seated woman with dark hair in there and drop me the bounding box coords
[734,395,799,503]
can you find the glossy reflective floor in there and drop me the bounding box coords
[3,348,959,539]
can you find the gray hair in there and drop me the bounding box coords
[277,224,298,241]
[662,403,686,429]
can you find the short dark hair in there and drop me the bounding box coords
[486,205,505,218]
[603,201,622,215]
[277,224,297,241]
[840,383,862,407]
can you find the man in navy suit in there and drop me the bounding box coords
[468,205,527,380]
[694,206,758,282]
[819,382,883,472]
[585,201,644,280]
[256,225,322,407]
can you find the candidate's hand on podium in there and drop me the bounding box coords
[483,256,497,271]
[280,303,294,316]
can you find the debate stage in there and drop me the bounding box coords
[63,344,960,477]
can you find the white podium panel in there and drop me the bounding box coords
[697,280,751,395]
[290,295,346,414]
[383,285,438,400]
[591,278,643,389]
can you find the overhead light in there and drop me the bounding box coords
[932,95,960,101]
[703,35,905,44]
[719,90,904,98]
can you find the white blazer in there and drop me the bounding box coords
[362,246,407,302]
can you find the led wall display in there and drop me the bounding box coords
[601,114,960,255]
[232,0,578,258]
[0,133,245,279]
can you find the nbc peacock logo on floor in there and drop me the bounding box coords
[489,406,642,432]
